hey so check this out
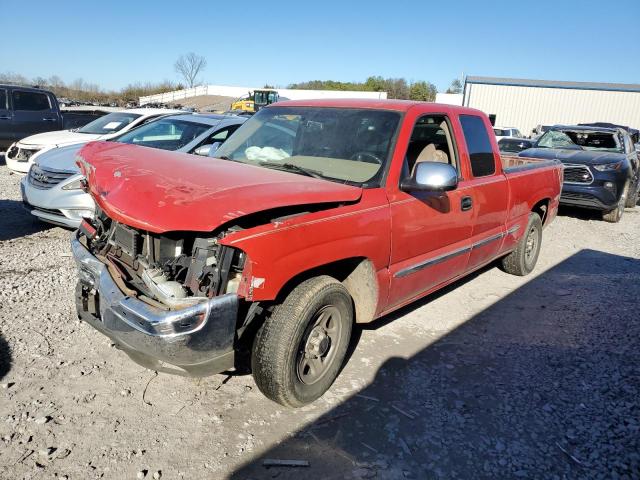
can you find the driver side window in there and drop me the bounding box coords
[402,114,458,180]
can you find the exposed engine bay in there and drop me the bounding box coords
[78,207,246,309]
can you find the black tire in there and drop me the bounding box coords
[500,213,542,276]
[251,275,353,407]
[625,177,639,208]
[603,181,629,223]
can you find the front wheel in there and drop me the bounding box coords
[500,213,542,276]
[251,276,353,407]
[603,181,629,223]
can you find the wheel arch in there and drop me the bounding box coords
[274,257,379,324]
[531,197,550,225]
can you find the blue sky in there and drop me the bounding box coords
[1,0,639,92]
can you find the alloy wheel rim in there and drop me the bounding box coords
[296,305,342,385]
[524,226,538,264]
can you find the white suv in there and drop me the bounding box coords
[6,108,182,173]
[493,126,523,143]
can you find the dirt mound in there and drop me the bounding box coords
[168,95,236,112]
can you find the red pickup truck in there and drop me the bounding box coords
[72,100,562,406]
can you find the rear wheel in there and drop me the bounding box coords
[603,181,629,223]
[251,276,353,407]
[500,213,542,276]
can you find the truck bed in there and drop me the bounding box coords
[501,154,561,173]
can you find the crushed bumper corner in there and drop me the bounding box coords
[72,237,239,376]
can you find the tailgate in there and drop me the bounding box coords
[501,153,563,225]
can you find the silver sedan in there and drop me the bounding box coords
[21,114,246,228]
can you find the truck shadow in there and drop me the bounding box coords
[230,249,640,479]
[0,332,12,382]
[0,200,54,241]
[557,205,604,221]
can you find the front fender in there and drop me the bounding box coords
[221,189,391,303]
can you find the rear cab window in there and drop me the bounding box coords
[12,90,52,111]
[460,114,496,177]
[0,89,7,110]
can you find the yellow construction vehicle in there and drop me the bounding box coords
[230,89,279,113]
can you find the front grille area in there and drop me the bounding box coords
[561,191,595,201]
[32,205,63,216]
[8,146,40,162]
[7,145,19,158]
[563,164,593,184]
[28,165,75,189]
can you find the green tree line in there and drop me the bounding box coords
[289,76,439,101]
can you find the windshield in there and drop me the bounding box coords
[537,129,623,152]
[114,118,211,151]
[78,112,142,134]
[214,107,401,187]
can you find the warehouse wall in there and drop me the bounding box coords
[464,83,640,136]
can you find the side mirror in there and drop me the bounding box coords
[207,142,222,157]
[194,144,212,156]
[400,162,458,192]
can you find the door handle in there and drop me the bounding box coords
[42,117,57,122]
[0,115,10,120]
[461,196,473,211]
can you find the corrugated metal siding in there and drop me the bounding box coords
[464,83,640,135]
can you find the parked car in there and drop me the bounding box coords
[5,108,182,173]
[519,125,640,222]
[498,137,535,154]
[21,114,246,228]
[71,99,562,407]
[0,84,62,150]
[0,84,116,150]
[493,126,523,142]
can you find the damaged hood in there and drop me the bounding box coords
[18,130,101,148]
[37,143,86,172]
[520,148,626,165]
[77,142,363,233]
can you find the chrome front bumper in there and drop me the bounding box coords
[72,238,238,376]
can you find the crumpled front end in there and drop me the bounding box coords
[71,209,246,376]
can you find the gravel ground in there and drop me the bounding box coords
[0,156,639,480]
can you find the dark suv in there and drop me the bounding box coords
[519,125,640,222]
[0,85,62,150]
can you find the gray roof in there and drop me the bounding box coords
[465,76,640,93]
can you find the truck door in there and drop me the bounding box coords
[11,89,60,140]
[387,113,475,308]
[458,114,509,272]
[0,87,13,146]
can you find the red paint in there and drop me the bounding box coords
[77,142,362,233]
[79,100,562,321]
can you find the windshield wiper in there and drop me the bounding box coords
[259,161,324,179]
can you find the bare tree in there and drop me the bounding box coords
[174,53,207,88]
[446,78,463,94]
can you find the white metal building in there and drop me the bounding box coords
[435,92,463,106]
[463,76,640,135]
[140,85,387,106]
